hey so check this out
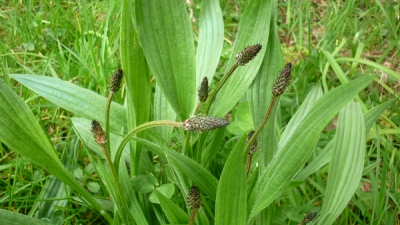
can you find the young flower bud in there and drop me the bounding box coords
[109,69,124,93]
[236,44,262,66]
[303,212,318,223]
[91,120,106,146]
[198,77,209,102]
[182,116,230,132]
[246,130,258,155]
[272,63,292,97]
[187,185,202,210]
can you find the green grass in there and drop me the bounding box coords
[0,0,399,224]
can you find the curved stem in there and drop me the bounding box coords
[105,93,114,154]
[245,97,277,174]
[114,120,182,171]
[204,63,239,114]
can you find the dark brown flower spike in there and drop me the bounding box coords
[246,130,258,155]
[303,212,318,223]
[273,63,292,97]
[182,116,229,132]
[91,120,106,146]
[187,185,202,210]
[236,44,262,66]
[109,69,124,93]
[198,77,209,102]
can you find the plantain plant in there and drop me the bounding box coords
[0,0,398,225]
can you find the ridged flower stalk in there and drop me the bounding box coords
[90,120,130,223]
[245,63,292,174]
[105,69,123,153]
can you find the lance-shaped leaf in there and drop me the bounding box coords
[135,0,196,120]
[248,75,374,219]
[210,0,276,117]
[10,74,126,132]
[247,11,283,167]
[195,0,224,95]
[0,80,112,223]
[317,101,365,224]
[215,135,247,225]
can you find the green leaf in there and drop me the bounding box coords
[135,0,196,120]
[132,173,158,193]
[215,135,247,225]
[247,11,282,167]
[153,190,189,224]
[210,0,276,117]
[248,75,374,219]
[149,183,176,204]
[195,0,224,92]
[9,74,126,132]
[0,79,112,223]
[317,101,365,225]
[295,99,394,181]
[0,209,49,225]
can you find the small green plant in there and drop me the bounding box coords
[1,0,399,225]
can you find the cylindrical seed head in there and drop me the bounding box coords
[109,69,124,93]
[303,212,318,223]
[91,120,106,146]
[182,116,230,132]
[273,63,292,97]
[187,185,202,210]
[246,130,258,155]
[198,77,209,102]
[236,44,262,66]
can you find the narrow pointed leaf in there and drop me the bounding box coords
[248,75,374,219]
[154,190,189,224]
[0,80,112,222]
[0,209,49,225]
[195,0,224,90]
[215,135,247,225]
[135,0,196,119]
[247,13,282,166]
[210,0,276,117]
[318,101,365,224]
[10,74,126,132]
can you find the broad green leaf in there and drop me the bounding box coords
[0,80,112,223]
[154,85,176,143]
[153,190,189,224]
[10,74,126,132]
[247,11,282,167]
[121,0,151,175]
[195,0,224,92]
[248,75,374,219]
[135,0,196,120]
[0,209,49,225]
[295,99,395,181]
[317,101,365,225]
[215,135,247,225]
[210,0,276,117]
[279,85,324,149]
